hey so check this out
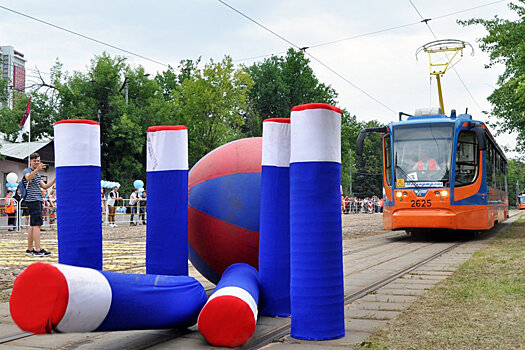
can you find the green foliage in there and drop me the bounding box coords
[352,120,385,198]
[246,48,338,137]
[0,49,385,197]
[507,158,525,204]
[173,56,254,166]
[459,1,525,150]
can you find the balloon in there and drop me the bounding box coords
[138,187,144,194]
[116,182,121,188]
[133,180,144,189]
[6,172,18,184]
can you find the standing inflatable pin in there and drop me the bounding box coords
[146,126,189,276]
[259,118,291,317]
[10,262,206,333]
[54,120,102,269]
[289,103,345,340]
[198,263,259,347]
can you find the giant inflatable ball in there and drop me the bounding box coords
[188,138,262,284]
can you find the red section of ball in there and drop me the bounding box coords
[198,295,256,347]
[189,137,262,188]
[9,263,69,334]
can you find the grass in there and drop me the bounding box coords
[360,216,525,350]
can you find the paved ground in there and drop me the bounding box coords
[1,212,519,349]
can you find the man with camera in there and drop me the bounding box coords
[23,152,55,257]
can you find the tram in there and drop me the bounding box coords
[518,194,525,210]
[356,108,509,232]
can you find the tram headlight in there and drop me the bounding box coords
[435,191,440,196]
[440,190,448,197]
[396,191,402,198]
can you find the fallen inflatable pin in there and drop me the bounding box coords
[198,263,259,347]
[9,262,206,333]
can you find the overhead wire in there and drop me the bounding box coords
[234,0,508,63]
[408,0,484,112]
[0,5,171,69]
[217,0,397,114]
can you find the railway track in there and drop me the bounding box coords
[0,211,521,348]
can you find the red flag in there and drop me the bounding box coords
[16,97,31,142]
[19,97,31,126]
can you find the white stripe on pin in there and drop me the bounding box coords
[262,119,290,168]
[207,286,258,321]
[290,105,341,164]
[53,263,112,333]
[54,120,101,167]
[147,126,188,172]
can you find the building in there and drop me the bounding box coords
[0,138,55,198]
[0,45,26,108]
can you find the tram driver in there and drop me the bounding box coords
[412,149,441,171]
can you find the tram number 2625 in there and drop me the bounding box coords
[410,199,432,208]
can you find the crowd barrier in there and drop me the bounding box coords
[0,197,147,231]
[342,199,383,214]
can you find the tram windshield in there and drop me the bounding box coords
[519,195,525,204]
[393,124,453,187]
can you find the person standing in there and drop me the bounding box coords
[4,190,16,231]
[129,188,139,226]
[139,190,147,225]
[23,152,55,256]
[107,186,122,227]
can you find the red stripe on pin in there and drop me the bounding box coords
[147,125,187,132]
[198,295,256,347]
[10,263,69,334]
[263,118,290,123]
[55,119,99,126]
[291,103,341,114]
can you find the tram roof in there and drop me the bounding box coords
[390,113,480,128]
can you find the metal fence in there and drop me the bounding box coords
[0,197,147,231]
[342,198,383,214]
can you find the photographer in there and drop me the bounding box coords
[23,152,55,257]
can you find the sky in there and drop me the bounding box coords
[0,0,520,156]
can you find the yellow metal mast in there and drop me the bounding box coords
[416,39,473,114]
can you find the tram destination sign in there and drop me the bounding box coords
[404,182,443,188]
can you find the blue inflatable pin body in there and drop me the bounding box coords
[146,126,189,276]
[259,118,291,317]
[54,120,102,270]
[289,104,345,340]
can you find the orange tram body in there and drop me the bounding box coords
[518,195,525,210]
[358,110,508,232]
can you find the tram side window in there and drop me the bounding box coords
[384,134,392,186]
[486,141,494,188]
[455,131,478,186]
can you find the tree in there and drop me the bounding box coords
[459,2,525,150]
[172,56,254,166]
[352,120,385,198]
[246,48,338,136]
[507,157,525,205]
